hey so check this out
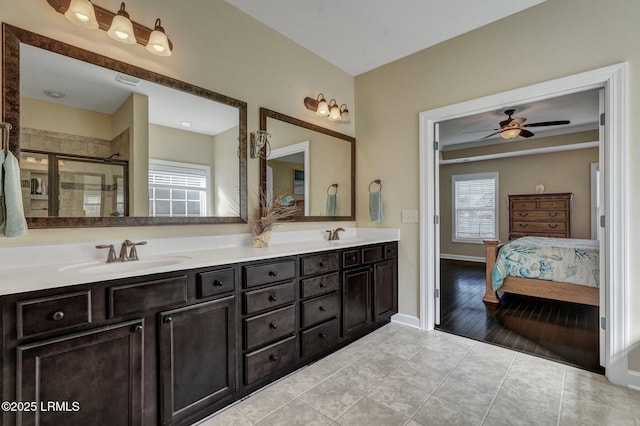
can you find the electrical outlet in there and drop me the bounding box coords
[401,210,419,223]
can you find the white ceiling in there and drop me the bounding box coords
[224,0,547,76]
[20,44,239,137]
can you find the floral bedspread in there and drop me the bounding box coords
[491,237,599,291]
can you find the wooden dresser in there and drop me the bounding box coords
[508,193,573,239]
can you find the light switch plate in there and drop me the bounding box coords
[401,210,419,223]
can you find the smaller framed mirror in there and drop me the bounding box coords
[259,108,355,221]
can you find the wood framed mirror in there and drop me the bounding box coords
[259,108,355,221]
[2,23,247,228]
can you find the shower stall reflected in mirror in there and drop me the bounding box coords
[20,150,128,217]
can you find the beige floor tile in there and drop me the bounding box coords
[432,371,498,420]
[195,407,252,426]
[366,366,434,416]
[335,397,408,426]
[255,398,332,426]
[408,339,471,374]
[298,376,368,420]
[234,386,294,423]
[412,395,484,426]
[329,361,386,394]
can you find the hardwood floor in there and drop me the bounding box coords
[436,259,603,373]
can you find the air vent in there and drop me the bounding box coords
[114,73,141,87]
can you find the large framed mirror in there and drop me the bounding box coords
[2,24,247,228]
[259,108,355,221]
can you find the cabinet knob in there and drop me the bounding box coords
[269,354,279,362]
[52,311,64,321]
[268,270,278,277]
[319,306,327,312]
[548,212,558,217]
[519,212,528,217]
[269,295,278,302]
[269,322,278,329]
[134,324,143,333]
[548,224,558,228]
[319,282,326,288]
[164,316,173,324]
[319,333,327,339]
[350,255,357,261]
[213,280,224,287]
[519,224,529,228]
[319,261,327,268]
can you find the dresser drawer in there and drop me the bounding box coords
[342,249,360,268]
[197,268,236,298]
[513,210,566,221]
[300,293,339,328]
[301,318,339,359]
[244,281,295,315]
[244,305,295,350]
[539,200,567,209]
[511,201,537,210]
[244,260,296,288]
[17,290,92,339]
[300,252,339,277]
[108,276,188,317]
[384,242,398,259]
[300,273,339,299]
[244,336,296,385]
[362,245,385,264]
[512,222,566,233]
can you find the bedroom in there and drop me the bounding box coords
[435,88,602,371]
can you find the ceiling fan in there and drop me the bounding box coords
[476,109,571,140]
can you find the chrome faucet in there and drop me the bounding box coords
[96,240,147,263]
[326,228,345,241]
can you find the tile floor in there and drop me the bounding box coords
[196,323,640,426]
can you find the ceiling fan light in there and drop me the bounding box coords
[500,128,521,139]
[108,3,136,44]
[146,19,172,56]
[64,0,99,29]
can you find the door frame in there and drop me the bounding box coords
[418,63,630,386]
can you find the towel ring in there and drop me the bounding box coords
[369,179,382,192]
[327,184,338,195]
[1,122,12,154]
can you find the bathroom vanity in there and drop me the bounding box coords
[0,230,398,425]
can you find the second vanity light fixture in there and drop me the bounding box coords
[304,94,350,122]
[250,130,271,159]
[48,0,173,56]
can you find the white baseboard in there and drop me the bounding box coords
[626,369,640,391]
[391,313,420,329]
[440,253,485,263]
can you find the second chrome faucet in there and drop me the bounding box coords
[96,240,147,263]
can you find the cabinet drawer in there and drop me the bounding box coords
[244,305,295,350]
[300,273,339,299]
[511,201,537,209]
[513,210,566,221]
[384,242,398,259]
[17,290,92,339]
[244,281,295,315]
[362,246,384,264]
[342,249,360,268]
[539,200,567,209]
[244,260,296,288]
[301,318,339,359]
[244,336,296,385]
[301,293,339,329]
[197,268,236,298]
[108,276,188,317]
[512,222,566,232]
[301,252,339,277]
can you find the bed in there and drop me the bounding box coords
[483,237,600,306]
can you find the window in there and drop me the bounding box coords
[149,159,210,217]
[452,172,498,243]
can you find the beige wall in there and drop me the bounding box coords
[355,0,640,371]
[440,147,598,258]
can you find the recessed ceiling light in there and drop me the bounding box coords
[43,89,65,99]
[180,121,192,127]
[114,73,141,87]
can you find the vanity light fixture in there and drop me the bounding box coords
[250,130,271,159]
[47,0,173,57]
[303,94,350,122]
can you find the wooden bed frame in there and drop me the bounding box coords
[483,240,599,306]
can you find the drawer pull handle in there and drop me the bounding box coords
[548,224,558,228]
[548,213,558,217]
[319,262,327,268]
[319,306,327,312]
[350,255,357,261]
[269,322,278,329]
[269,295,278,302]
[134,324,143,333]
[319,333,327,339]
[213,280,224,287]
[269,354,279,362]
[319,282,326,288]
[52,311,64,321]
[164,316,173,324]
[268,270,278,277]
[519,212,528,217]
[519,224,529,228]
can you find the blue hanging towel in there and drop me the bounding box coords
[369,190,383,222]
[326,193,337,216]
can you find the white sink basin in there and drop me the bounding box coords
[58,255,192,274]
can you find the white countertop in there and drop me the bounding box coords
[0,227,399,295]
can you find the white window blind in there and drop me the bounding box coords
[452,172,498,243]
[149,159,210,217]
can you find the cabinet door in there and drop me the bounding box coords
[373,259,397,322]
[342,268,371,337]
[17,320,144,426]
[159,296,236,425]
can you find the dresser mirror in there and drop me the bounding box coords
[259,108,355,221]
[2,24,247,228]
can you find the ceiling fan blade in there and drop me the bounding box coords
[519,129,535,138]
[522,120,570,128]
[481,131,501,139]
[463,128,499,134]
